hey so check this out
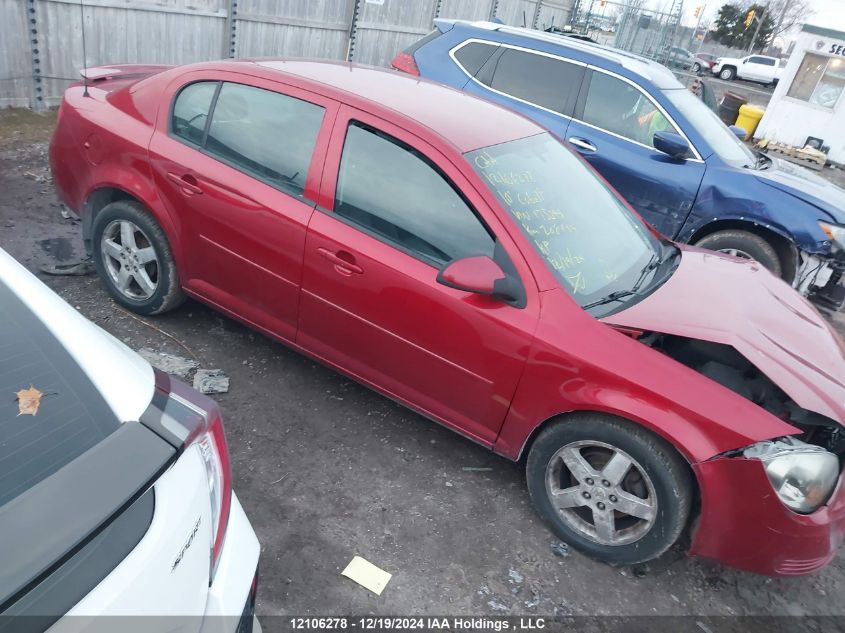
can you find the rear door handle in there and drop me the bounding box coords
[167,172,203,195]
[317,247,363,275]
[568,137,597,153]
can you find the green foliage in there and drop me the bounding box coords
[711,2,775,51]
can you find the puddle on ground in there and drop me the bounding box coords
[37,237,75,261]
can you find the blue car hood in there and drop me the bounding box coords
[755,157,845,225]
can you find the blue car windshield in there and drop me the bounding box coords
[466,133,659,309]
[663,88,756,167]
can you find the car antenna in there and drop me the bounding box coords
[79,0,89,97]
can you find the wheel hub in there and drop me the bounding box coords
[100,219,160,300]
[718,247,753,260]
[545,440,657,546]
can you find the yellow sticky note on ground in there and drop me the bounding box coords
[341,556,392,595]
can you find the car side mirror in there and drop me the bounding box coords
[653,131,690,159]
[437,255,516,301]
[729,125,747,139]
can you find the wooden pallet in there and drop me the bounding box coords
[757,140,827,171]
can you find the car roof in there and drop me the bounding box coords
[440,20,685,90]
[250,59,542,152]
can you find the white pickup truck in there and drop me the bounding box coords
[711,54,784,85]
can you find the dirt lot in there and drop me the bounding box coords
[2,108,845,625]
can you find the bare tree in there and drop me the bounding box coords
[767,0,814,37]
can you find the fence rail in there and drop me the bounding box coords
[0,0,576,109]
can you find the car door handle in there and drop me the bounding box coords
[568,137,597,152]
[317,247,363,275]
[167,172,203,195]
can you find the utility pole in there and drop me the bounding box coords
[748,4,767,53]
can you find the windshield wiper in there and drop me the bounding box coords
[582,253,661,311]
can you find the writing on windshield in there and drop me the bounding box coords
[472,150,591,293]
[468,134,656,304]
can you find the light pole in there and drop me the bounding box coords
[688,4,706,51]
[747,4,767,53]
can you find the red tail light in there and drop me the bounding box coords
[148,374,232,581]
[391,52,420,76]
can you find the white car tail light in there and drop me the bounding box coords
[143,372,233,581]
[190,406,231,578]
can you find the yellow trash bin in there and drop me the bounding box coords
[735,104,765,141]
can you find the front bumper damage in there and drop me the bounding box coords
[690,456,845,575]
[798,249,845,312]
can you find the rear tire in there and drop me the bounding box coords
[92,200,185,315]
[526,413,692,566]
[692,62,701,73]
[720,67,736,80]
[694,229,783,278]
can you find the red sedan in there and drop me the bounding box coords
[692,52,718,74]
[50,60,845,575]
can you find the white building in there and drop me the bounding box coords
[755,24,845,162]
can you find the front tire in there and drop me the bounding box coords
[526,414,692,566]
[694,229,783,278]
[92,200,185,315]
[719,67,736,80]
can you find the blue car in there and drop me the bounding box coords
[393,20,845,308]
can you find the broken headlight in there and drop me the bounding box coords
[744,438,840,514]
[819,221,845,250]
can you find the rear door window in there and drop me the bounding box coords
[204,82,325,197]
[454,42,499,77]
[486,48,583,114]
[171,81,218,145]
[333,122,494,265]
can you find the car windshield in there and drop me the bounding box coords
[663,87,756,167]
[466,133,663,312]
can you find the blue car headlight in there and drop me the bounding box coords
[819,221,845,249]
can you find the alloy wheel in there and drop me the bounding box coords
[718,247,753,260]
[545,440,657,546]
[100,219,160,300]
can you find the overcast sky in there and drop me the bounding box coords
[683,0,845,34]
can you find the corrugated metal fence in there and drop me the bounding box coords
[0,0,574,109]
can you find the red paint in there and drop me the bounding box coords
[49,59,845,576]
[691,457,845,575]
[390,52,420,76]
[603,244,845,423]
[439,256,505,294]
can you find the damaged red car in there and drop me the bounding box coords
[50,59,845,576]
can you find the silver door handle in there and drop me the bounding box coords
[568,137,597,152]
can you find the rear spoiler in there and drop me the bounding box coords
[432,18,502,33]
[79,64,173,82]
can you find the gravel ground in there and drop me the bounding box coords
[2,108,844,627]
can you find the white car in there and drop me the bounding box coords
[0,248,260,632]
[711,54,783,85]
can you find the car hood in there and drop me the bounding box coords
[756,157,845,225]
[603,246,845,426]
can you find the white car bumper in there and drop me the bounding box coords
[201,493,261,633]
